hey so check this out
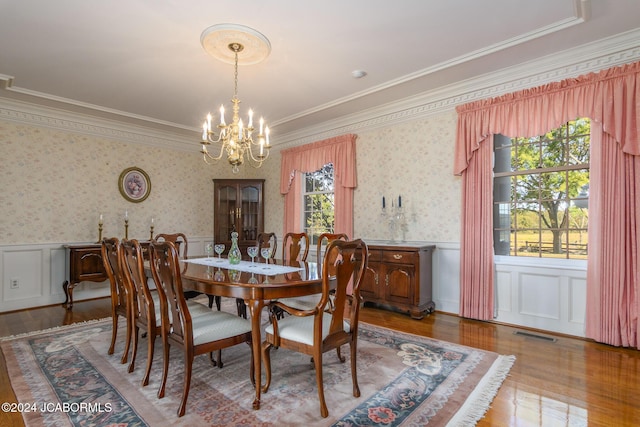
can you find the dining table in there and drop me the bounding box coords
[178,257,322,410]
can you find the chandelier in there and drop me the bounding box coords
[199,24,271,173]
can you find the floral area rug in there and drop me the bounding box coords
[1,306,514,427]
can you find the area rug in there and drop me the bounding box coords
[1,311,515,427]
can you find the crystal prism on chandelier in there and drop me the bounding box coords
[199,25,271,173]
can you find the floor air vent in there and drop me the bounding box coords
[513,330,557,342]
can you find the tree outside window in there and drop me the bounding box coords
[303,163,335,245]
[494,118,590,259]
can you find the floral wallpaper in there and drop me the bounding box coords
[0,122,218,244]
[354,111,461,242]
[0,110,461,246]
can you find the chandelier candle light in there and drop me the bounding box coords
[199,24,272,173]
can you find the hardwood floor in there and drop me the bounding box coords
[1,298,639,426]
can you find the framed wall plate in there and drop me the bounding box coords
[119,167,151,203]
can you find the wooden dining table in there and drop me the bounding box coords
[179,258,322,410]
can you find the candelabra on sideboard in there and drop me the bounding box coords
[381,196,407,242]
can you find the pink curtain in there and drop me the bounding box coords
[454,61,640,345]
[586,123,640,347]
[280,134,357,237]
[459,136,495,320]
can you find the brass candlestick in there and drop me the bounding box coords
[124,218,129,240]
[97,223,103,243]
[149,224,154,240]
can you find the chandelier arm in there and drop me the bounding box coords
[245,142,270,164]
[201,138,227,162]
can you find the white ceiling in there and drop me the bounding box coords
[1,0,639,146]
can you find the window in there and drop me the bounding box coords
[493,118,590,259]
[302,163,335,245]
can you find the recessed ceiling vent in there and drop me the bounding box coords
[513,330,557,342]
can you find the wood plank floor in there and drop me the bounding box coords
[1,298,639,426]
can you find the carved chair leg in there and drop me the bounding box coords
[261,342,273,393]
[120,315,132,365]
[142,332,154,387]
[248,341,256,387]
[209,350,223,368]
[236,298,247,318]
[313,351,329,418]
[108,314,118,355]
[178,353,194,417]
[350,342,360,398]
[128,326,139,373]
[158,338,169,399]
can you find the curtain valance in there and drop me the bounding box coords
[454,61,640,175]
[280,134,357,194]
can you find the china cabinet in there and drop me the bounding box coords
[213,179,264,254]
[360,243,435,319]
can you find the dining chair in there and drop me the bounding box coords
[102,237,133,364]
[262,238,368,418]
[149,240,254,417]
[282,232,309,262]
[122,239,219,386]
[121,238,159,385]
[273,232,348,314]
[257,232,277,260]
[154,233,216,309]
[316,233,349,265]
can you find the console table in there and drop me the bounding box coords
[62,241,153,309]
[360,242,435,319]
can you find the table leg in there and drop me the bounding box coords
[62,280,74,310]
[247,299,264,409]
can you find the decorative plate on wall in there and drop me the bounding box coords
[119,167,151,203]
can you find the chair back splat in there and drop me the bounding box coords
[316,232,348,265]
[154,233,188,259]
[257,232,277,259]
[262,238,368,418]
[282,232,309,262]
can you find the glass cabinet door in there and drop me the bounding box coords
[215,184,238,242]
[213,179,264,248]
[240,184,260,241]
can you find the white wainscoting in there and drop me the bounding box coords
[1,239,588,338]
[494,255,587,337]
[0,238,213,313]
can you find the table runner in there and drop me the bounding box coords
[183,257,306,275]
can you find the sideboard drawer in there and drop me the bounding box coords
[382,250,417,264]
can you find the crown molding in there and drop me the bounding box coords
[0,96,197,152]
[1,27,639,153]
[274,28,640,150]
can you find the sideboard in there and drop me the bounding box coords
[62,244,108,309]
[360,242,435,319]
[62,241,154,309]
